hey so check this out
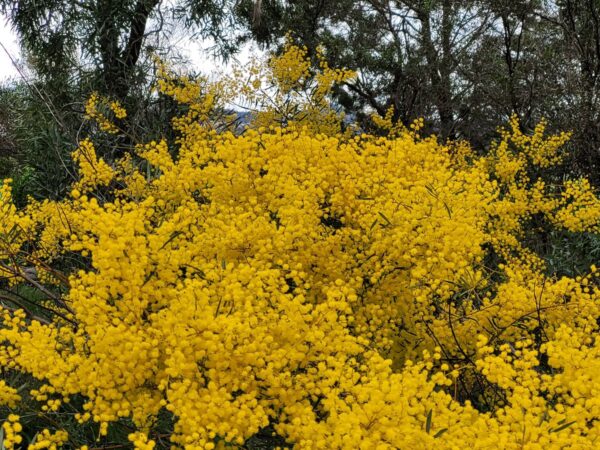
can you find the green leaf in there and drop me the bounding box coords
[425,409,433,434]
[378,211,392,226]
[433,428,448,438]
[29,432,38,447]
[442,201,452,218]
[160,230,184,250]
[550,421,576,433]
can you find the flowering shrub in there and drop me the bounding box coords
[2,44,600,449]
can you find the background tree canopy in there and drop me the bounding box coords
[0,0,241,97]
[3,0,600,190]
[237,0,600,182]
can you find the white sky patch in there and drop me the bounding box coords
[176,36,260,80]
[0,13,22,83]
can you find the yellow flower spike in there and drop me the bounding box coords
[0,381,20,408]
[84,92,125,134]
[27,429,69,450]
[71,138,115,191]
[1,416,23,450]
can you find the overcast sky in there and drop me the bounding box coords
[0,14,20,82]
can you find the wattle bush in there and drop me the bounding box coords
[2,44,600,449]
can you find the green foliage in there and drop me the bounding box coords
[543,230,600,278]
[237,0,600,184]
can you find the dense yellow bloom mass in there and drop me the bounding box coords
[3,43,600,449]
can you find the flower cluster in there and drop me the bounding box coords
[1,414,22,449]
[84,92,126,134]
[0,380,20,408]
[28,429,69,450]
